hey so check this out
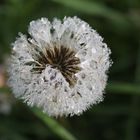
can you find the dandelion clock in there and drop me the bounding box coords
[7,17,111,117]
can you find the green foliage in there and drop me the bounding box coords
[33,108,77,140]
[0,0,140,140]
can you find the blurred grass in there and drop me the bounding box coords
[124,40,140,140]
[32,108,77,140]
[0,0,140,140]
[52,0,131,28]
[107,82,140,94]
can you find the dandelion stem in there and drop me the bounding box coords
[32,107,77,140]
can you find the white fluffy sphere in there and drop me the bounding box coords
[7,17,111,117]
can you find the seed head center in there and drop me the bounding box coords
[31,45,81,87]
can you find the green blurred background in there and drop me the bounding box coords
[0,0,140,140]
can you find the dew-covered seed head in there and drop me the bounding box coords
[7,16,112,117]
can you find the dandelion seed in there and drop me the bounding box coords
[7,17,112,117]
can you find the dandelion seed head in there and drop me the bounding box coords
[7,17,111,117]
